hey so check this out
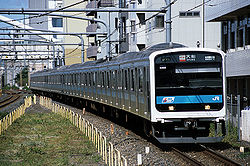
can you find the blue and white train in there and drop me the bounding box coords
[30,43,226,143]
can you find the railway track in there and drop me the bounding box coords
[0,94,21,109]
[171,147,204,166]
[199,144,242,166]
[171,144,242,166]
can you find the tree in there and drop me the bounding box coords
[15,67,28,87]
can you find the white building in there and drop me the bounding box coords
[86,0,221,60]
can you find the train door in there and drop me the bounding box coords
[125,69,130,110]
[79,72,83,97]
[146,67,150,117]
[100,71,104,102]
[138,67,146,116]
[107,70,112,105]
[130,68,137,112]
[93,71,97,100]
[65,74,68,94]
[111,70,116,106]
[73,73,76,95]
[83,73,87,98]
[96,71,100,101]
[117,69,122,109]
[120,69,125,109]
[77,73,80,96]
[89,72,93,99]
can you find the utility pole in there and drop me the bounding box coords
[20,70,22,87]
[166,0,171,43]
[202,0,205,48]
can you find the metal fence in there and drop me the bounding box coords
[0,96,33,135]
[226,94,250,141]
[227,94,241,129]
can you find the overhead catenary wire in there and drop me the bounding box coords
[1,0,87,26]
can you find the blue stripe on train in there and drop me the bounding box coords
[156,95,223,104]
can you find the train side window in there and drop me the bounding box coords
[82,73,85,85]
[131,69,135,91]
[118,70,121,89]
[124,70,128,90]
[107,71,110,88]
[92,72,96,86]
[147,67,150,97]
[75,73,77,85]
[101,72,104,87]
[79,73,82,85]
[139,68,143,92]
[89,72,91,86]
[86,73,89,86]
[112,71,115,89]
[121,69,124,90]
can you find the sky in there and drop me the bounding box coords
[0,0,28,9]
[0,0,28,28]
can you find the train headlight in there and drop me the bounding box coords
[205,105,210,110]
[168,106,175,111]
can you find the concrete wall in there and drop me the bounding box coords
[242,110,250,142]
[63,0,90,65]
[172,0,221,48]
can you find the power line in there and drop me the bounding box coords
[2,0,86,26]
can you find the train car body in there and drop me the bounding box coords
[30,43,226,143]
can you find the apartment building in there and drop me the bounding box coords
[85,0,221,60]
[206,0,250,107]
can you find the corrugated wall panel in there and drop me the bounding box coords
[226,49,250,77]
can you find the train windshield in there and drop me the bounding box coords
[154,51,224,111]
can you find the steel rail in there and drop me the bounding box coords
[171,147,205,166]
[199,145,242,166]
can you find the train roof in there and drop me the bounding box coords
[31,42,185,75]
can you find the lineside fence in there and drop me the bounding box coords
[227,94,250,142]
[40,96,128,166]
[0,96,33,135]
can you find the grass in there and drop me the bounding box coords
[0,111,102,166]
[208,122,250,160]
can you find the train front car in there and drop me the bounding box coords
[150,48,226,143]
